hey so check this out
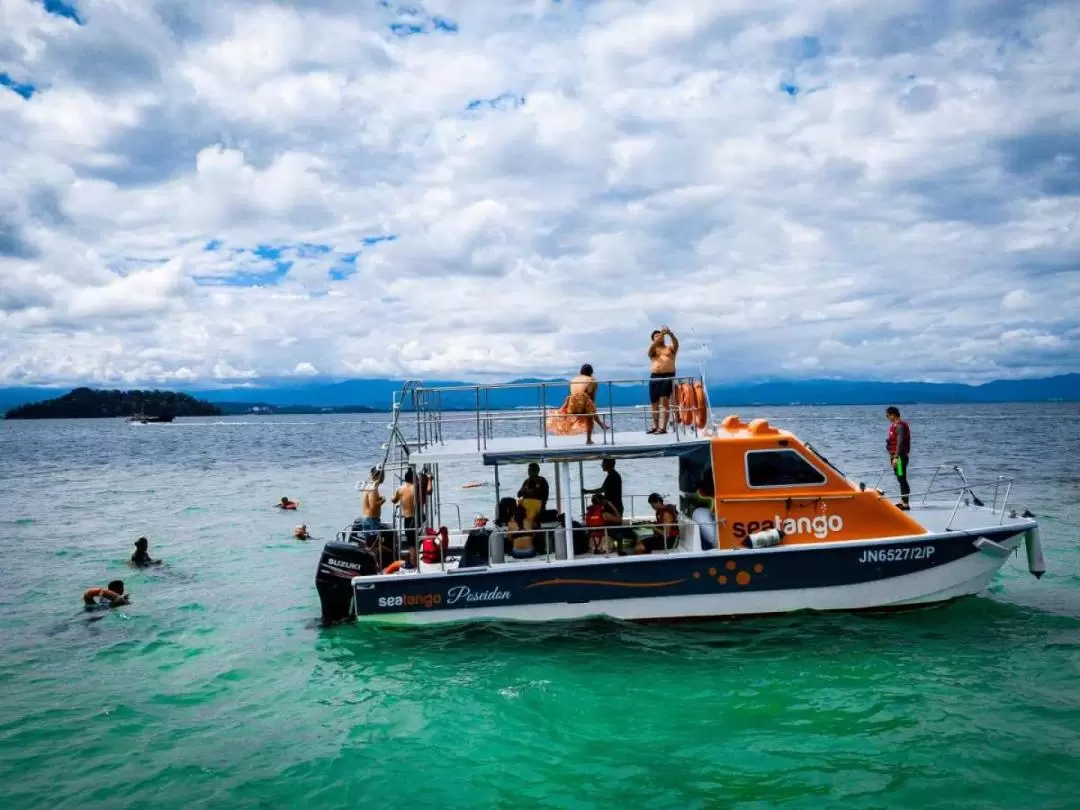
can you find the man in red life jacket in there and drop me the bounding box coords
[885,406,912,510]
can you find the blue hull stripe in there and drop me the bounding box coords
[354,530,1020,616]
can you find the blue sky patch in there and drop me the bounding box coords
[204,239,223,251]
[466,93,526,111]
[42,0,83,25]
[328,253,358,281]
[0,73,35,100]
[327,236,396,280]
[383,1,459,37]
[779,82,799,97]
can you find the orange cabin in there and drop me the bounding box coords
[703,415,926,549]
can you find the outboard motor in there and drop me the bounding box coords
[316,541,380,624]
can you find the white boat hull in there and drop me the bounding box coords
[341,530,1028,626]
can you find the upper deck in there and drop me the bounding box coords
[393,376,713,465]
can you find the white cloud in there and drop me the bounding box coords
[1,0,1078,387]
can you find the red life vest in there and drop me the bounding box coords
[886,420,911,456]
[584,504,606,527]
[282,502,297,510]
[421,526,449,564]
[657,505,679,539]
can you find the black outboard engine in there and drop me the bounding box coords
[316,541,380,624]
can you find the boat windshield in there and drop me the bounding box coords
[805,443,845,477]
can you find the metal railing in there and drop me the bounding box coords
[393,376,709,451]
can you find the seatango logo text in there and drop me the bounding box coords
[732,515,844,540]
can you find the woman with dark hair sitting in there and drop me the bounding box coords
[507,504,537,559]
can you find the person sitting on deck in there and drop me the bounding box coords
[643,493,680,553]
[546,364,609,445]
[584,494,624,554]
[507,504,537,559]
[517,463,549,527]
[130,537,162,567]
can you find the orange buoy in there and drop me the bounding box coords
[693,380,707,429]
[383,560,403,575]
[680,382,694,425]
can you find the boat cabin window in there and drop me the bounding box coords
[745,449,826,488]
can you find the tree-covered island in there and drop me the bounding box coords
[4,388,222,419]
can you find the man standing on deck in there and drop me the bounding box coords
[392,469,418,548]
[885,406,912,510]
[584,457,624,516]
[647,326,679,434]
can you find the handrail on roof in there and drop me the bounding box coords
[392,374,709,453]
[406,375,705,394]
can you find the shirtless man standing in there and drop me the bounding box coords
[392,469,418,547]
[360,467,386,535]
[647,326,679,434]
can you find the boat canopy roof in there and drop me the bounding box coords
[409,431,713,466]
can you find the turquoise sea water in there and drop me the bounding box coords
[2,405,1079,809]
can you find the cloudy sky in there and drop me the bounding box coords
[1,0,1078,388]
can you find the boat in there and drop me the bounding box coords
[126,413,175,424]
[315,377,1045,626]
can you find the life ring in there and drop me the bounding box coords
[680,382,694,425]
[383,560,403,574]
[693,380,708,429]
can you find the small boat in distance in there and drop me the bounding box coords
[315,378,1045,626]
[126,413,175,424]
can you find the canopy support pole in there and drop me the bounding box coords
[561,462,575,560]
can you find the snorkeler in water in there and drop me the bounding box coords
[294,524,311,540]
[130,537,163,567]
[277,497,299,510]
[83,580,129,609]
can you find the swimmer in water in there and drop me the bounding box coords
[130,537,162,567]
[277,497,298,510]
[83,580,129,609]
[294,524,311,540]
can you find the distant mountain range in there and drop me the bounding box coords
[1,374,1078,415]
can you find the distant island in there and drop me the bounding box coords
[4,388,222,420]
[1,373,1078,415]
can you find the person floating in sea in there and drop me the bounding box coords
[647,326,679,434]
[294,524,311,540]
[130,537,162,567]
[277,497,299,510]
[83,580,129,610]
[885,406,912,510]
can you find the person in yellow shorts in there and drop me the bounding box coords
[517,463,549,527]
